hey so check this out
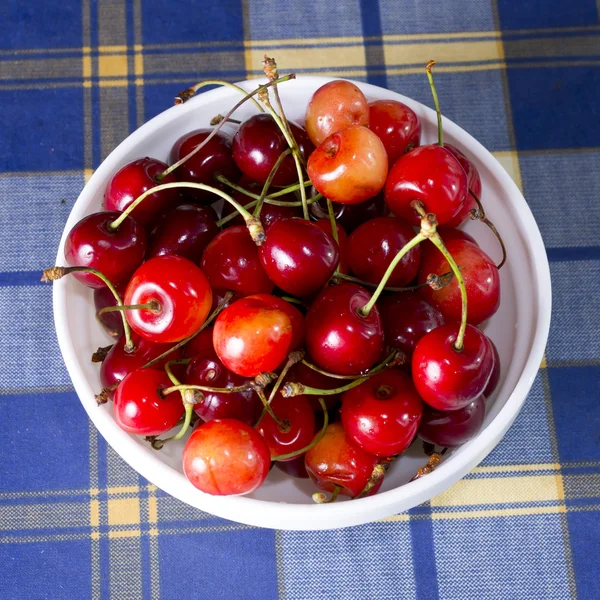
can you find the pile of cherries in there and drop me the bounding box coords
[45,58,502,502]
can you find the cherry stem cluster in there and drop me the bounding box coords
[253,148,292,219]
[174,80,264,112]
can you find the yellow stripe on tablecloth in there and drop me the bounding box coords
[384,40,503,67]
[492,151,524,192]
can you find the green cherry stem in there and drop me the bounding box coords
[468,188,507,270]
[334,272,432,293]
[300,359,367,381]
[425,60,443,147]
[255,388,288,430]
[41,265,135,352]
[174,80,264,112]
[215,173,313,201]
[97,300,160,315]
[313,484,341,504]
[253,148,292,218]
[107,182,265,245]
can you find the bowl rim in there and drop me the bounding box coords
[53,75,552,530]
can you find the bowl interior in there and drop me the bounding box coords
[53,77,550,529]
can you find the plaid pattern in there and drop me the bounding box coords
[1,0,599,597]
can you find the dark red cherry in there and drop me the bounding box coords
[412,323,494,410]
[313,218,350,274]
[201,226,274,296]
[418,238,500,325]
[418,395,485,447]
[368,99,421,166]
[103,157,179,227]
[305,422,381,499]
[64,211,147,288]
[347,216,421,287]
[213,295,293,377]
[385,145,468,226]
[256,392,315,460]
[444,144,482,228]
[310,193,389,233]
[113,369,184,436]
[94,282,128,338]
[184,350,261,425]
[232,114,314,186]
[100,332,182,390]
[484,340,501,398]
[183,326,215,358]
[305,283,384,376]
[182,419,271,495]
[341,369,423,456]
[247,294,305,351]
[124,255,212,343]
[258,218,339,297]
[147,204,219,262]
[379,292,445,357]
[275,454,309,478]
[169,129,240,204]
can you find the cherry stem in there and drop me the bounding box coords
[97,300,160,315]
[41,265,135,352]
[107,181,265,245]
[358,233,427,317]
[356,457,396,499]
[210,115,242,126]
[163,382,252,396]
[411,452,442,480]
[255,388,287,429]
[162,74,295,181]
[91,344,113,363]
[271,398,329,462]
[300,359,368,380]
[468,189,507,270]
[312,484,341,504]
[425,60,443,147]
[253,148,292,218]
[141,291,233,370]
[334,272,432,293]
[174,80,264,112]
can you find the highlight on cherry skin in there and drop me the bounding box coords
[44,57,508,503]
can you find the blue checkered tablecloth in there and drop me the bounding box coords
[1,1,599,598]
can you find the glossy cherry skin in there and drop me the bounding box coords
[412,323,495,410]
[418,395,485,447]
[313,218,349,274]
[385,145,468,226]
[103,157,179,227]
[247,294,305,351]
[484,340,501,398]
[305,80,370,147]
[286,362,345,412]
[379,292,445,357]
[148,204,219,262]
[94,282,128,339]
[124,255,212,343]
[113,369,184,436]
[169,129,240,204]
[341,370,423,456]
[185,350,261,425]
[347,216,421,287]
[308,126,388,205]
[182,419,271,495]
[201,226,274,296]
[256,392,316,460]
[258,218,339,297]
[64,211,147,288]
[100,332,182,390]
[368,100,421,166]
[275,454,309,478]
[213,295,293,377]
[444,144,482,228]
[436,227,478,247]
[305,423,381,498]
[418,239,500,325]
[232,115,314,186]
[305,283,384,375]
[310,193,389,233]
[183,326,215,358]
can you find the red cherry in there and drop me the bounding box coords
[182,419,271,495]
[213,295,293,377]
[258,218,339,297]
[305,283,384,375]
[379,292,445,357]
[412,323,494,410]
[169,129,240,204]
[232,115,313,185]
[341,370,423,456]
[124,255,212,343]
[484,340,501,398]
[100,332,182,390]
[113,369,184,436]
[418,395,486,447]
[313,218,349,274]
[94,282,128,338]
[183,326,215,358]
[307,126,388,205]
[418,238,500,325]
[64,211,147,288]
[305,80,370,147]
[275,454,309,478]
[103,157,179,227]
[384,145,468,226]
[201,226,274,296]
[347,216,421,287]
[368,100,421,166]
[184,350,261,425]
[147,204,219,262]
[444,144,482,228]
[435,227,479,247]
[310,193,389,233]
[304,422,380,498]
[256,392,315,460]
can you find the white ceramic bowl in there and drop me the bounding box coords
[53,76,551,530]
